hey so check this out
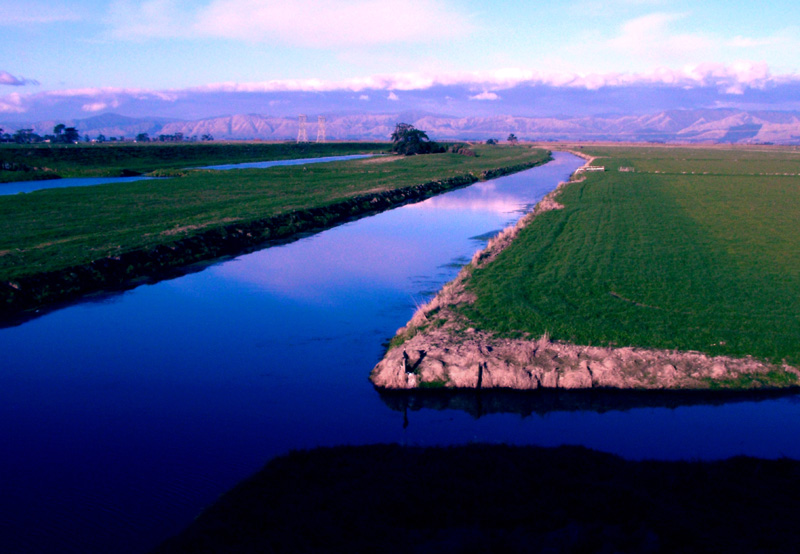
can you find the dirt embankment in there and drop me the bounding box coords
[370,152,800,391]
[1,160,547,323]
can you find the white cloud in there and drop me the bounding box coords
[82,102,109,112]
[0,92,26,113]
[469,91,500,100]
[194,63,784,94]
[605,12,715,64]
[44,87,179,102]
[3,63,798,119]
[108,0,472,46]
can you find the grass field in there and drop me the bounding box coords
[0,141,387,182]
[0,144,550,282]
[461,145,800,366]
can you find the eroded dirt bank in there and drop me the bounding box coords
[371,152,800,391]
[1,160,546,323]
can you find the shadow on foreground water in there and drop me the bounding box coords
[153,443,800,553]
[377,387,800,421]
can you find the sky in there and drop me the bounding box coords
[3,0,800,121]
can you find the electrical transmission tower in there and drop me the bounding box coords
[296,114,308,143]
[316,116,327,143]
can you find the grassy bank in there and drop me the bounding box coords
[461,145,800,366]
[153,443,800,553]
[0,145,550,314]
[0,141,388,182]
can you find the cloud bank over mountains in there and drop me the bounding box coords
[5,108,800,145]
[3,63,800,123]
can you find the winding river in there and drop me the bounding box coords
[3,151,800,553]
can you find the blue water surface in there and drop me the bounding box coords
[197,153,376,170]
[3,152,799,554]
[0,176,162,195]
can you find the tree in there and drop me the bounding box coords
[136,133,150,142]
[63,127,80,143]
[507,133,518,144]
[96,134,106,143]
[390,123,442,155]
[486,138,498,145]
[13,129,39,144]
[53,123,66,137]
[201,134,214,141]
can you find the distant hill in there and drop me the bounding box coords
[0,113,176,140]
[4,109,800,143]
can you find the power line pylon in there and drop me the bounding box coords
[296,114,308,143]
[316,116,326,143]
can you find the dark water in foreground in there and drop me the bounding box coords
[2,152,800,553]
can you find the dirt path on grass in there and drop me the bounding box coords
[370,153,800,391]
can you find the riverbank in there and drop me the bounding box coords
[1,147,551,322]
[153,443,800,553]
[371,146,800,390]
[0,142,387,181]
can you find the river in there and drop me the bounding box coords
[2,151,800,553]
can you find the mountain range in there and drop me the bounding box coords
[4,109,800,144]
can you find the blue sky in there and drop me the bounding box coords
[3,0,800,120]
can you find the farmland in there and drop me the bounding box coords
[0,141,387,182]
[461,145,800,366]
[0,143,550,314]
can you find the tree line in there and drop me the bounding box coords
[0,125,214,144]
[0,124,80,144]
[389,123,520,155]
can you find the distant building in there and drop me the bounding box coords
[576,166,606,172]
[619,167,634,172]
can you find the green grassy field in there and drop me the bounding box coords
[0,141,387,182]
[0,144,550,282]
[461,145,800,366]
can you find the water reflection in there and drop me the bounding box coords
[379,388,800,422]
[405,181,532,214]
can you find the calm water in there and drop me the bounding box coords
[0,153,375,195]
[197,153,375,170]
[0,175,161,195]
[3,152,800,553]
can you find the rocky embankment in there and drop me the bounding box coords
[1,160,547,322]
[370,153,800,391]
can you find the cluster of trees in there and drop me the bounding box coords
[134,133,214,142]
[0,124,80,144]
[389,124,521,155]
[486,134,518,145]
[0,125,216,145]
[390,123,445,155]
